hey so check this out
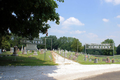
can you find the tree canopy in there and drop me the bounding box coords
[85,39,117,55]
[0,0,64,39]
[101,39,115,55]
[116,44,120,55]
[71,39,83,52]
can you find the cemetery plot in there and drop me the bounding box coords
[55,50,120,64]
[0,51,56,66]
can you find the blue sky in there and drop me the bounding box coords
[40,0,120,47]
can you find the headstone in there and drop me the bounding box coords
[12,46,18,56]
[21,45,23,52]
[65,52,67,57]
[22,47,27,54]
[84,57,87,61]
[89,59,91,62]
[94,58,98,63]
[62,52,64,56]
[10,47,14,53]
[41,49,43,54]
[26,44,38,51]
[59,51,60,54]
[49,55,52,61]
[106,57,110,63]
[43,49,46,54]
[39,49,41,52]
[69,55,71,59]
[102,59,106,61]
[98,58,99,61]
[33,51,38,55]
[60,51,61,55]
[73,56,77,60]
[17,49,19,52]
[84,55,87,61]
[27,50,30,53]
[112,59,114,63]
[0,49,2,54]
[88,54,90,59]
[75,53,79,57]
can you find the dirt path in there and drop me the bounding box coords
[51,51,80,65]
[49,51,120,80]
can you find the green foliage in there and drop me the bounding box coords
[57,36,77,51]
[37,36,83,52]
[0,0,64,39]
[0,35,11,50]
[84,39,116,55]
[9,34,26,49]
[101,39,115,55]
[116,45,120,55]
[71,39,83,52]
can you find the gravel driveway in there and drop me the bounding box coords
[1,52,120,80]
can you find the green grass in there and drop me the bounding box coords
[0,51,57,66]
[56,51,120,65]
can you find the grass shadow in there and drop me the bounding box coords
[0,51,59,80]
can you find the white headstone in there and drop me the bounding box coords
[23,47,27,54]
[39,49,41,52]
[10,47,14,53]
[33,51,38,55]
[26,44,38,51]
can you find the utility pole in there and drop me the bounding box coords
[113,43,114,56]
[51,39,52,50]
[85,44,86,54]
[44,38,46,61]
[77,40,78,53]
[44,38,52,60]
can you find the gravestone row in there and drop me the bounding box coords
[10,46,46,56]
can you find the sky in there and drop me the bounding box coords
[40,0,120,47]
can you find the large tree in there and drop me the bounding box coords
[0,0,64,39]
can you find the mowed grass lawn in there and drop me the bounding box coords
[0,51,57,66]
[56,51,120,65]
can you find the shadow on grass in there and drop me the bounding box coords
[0,54,58,80]
[0,54,57,66]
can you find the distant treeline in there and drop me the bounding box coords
[1,35,120,55]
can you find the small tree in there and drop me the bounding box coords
[116,44,120,55]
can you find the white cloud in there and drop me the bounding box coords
[50,29,66,34]
[70,30,86,34]
[61,26,70,29]
[117,24,120,27]
[59,16,64,22]
[87,33,98,38]
[62,17,84,26]
[105,0,113,2]
[102,18,109,22]
[114,0,120,5]
[105,0,120,5]
[106,35,116,38]
[116,15,120,18]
